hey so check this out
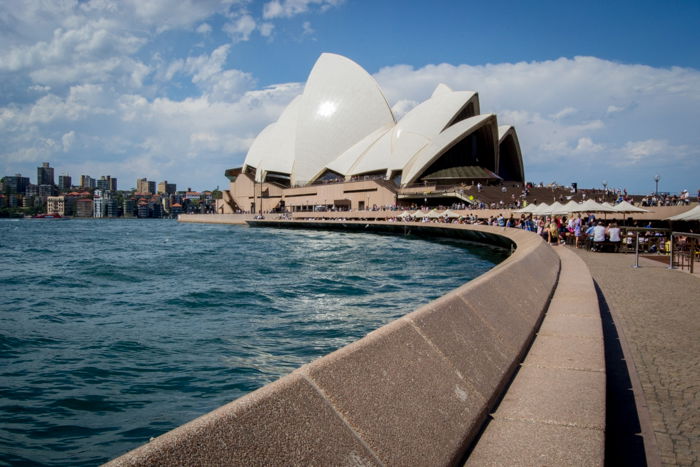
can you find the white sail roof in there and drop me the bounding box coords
[238,53,524,188]
[402,114,496,184]
[291,53,395,185]
[243,95,301,181]
[345,88,480,176]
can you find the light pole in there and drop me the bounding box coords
[602,180,608,200]
[654,174,660,195]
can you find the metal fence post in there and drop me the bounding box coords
[668,234,674,270]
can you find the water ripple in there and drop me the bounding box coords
[0,218,506,465]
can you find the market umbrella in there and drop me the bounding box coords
[398,210,413,218]
[529,203,551,216]
[568,199,618,213]
[442,209,460,218]
[548,201,569,215]
[613,200,649,213]
[513,202,537,213]
[426,209,442,219]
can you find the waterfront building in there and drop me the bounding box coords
[123,198,137,218]
[80,175,96,189]
[136,178,155,195]
[1,174,30,194]
[37,162,54,186]
[158,181,177,195]
[150,199,163,218]
[137,200,150,218]
[184,191,201,201]
[105,198,119,217]
[75,198,94,217]
[93,189,107,218]
[170,203,183,216]
[222,53,525,213]
[7,194,19,208]
[58,175,72,191]
[46,196,66,215]
[38,184,56,197]
[97,175,117,191]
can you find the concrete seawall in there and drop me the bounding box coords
[108,222,564,466]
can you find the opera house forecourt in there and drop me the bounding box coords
[221,53,525,214]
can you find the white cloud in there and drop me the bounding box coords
[574,137,604,153]
[618,139,690,166]
[62,131,76,152]
[302,21,314,36]
[1,80,303,189]
[259,22,275,37]
[196,23,212,34]
[374,56,700,190]
[159,45,255,99]
[262,0,344,19]
[391,99,418,120]
[223,15,257,42]
[550,106,577,120]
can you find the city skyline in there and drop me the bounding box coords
[1,161,199,193]
[0,1,698,193]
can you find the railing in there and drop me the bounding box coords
[669,232,700,273]
[620,227,672,256]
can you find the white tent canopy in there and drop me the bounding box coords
[529,203,550,215]
[667,205,700,221]
[442,209,460,218]
[567,199,618,213]
[547,201,569,215]
[426,209,442,219]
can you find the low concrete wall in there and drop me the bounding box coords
[177,213,254,224]
[108,222,560,466]
[467,246,605,465]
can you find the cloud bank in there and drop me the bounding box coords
[0,1,697,193]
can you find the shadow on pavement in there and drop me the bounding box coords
[595,281,648,466]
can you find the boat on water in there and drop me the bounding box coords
[31,213,64,219]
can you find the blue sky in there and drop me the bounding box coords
[1,0,698,193]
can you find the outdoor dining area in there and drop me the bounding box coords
[513,198,650,217]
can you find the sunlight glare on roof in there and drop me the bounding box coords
[316,101,337,118]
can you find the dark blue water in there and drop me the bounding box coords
[0,218,506,465]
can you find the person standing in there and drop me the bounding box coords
[592,222,606,251]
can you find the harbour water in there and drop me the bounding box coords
[0,218,507,465]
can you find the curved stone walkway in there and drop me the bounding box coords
[573,249,700,466]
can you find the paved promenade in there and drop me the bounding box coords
[573,248,699,466]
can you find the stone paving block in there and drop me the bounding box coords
[538,313,602,339]
[523,334,605,372]
[406,295,512,404]
[493,365,606,430]
[106,373,380,467]
[465,419,604,467]
[301,318,487,466]
[546,292,600,317]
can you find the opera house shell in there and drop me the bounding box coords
[224,53,524,213]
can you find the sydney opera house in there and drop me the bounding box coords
[221,53,525,213]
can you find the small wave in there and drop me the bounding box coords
[50,396,126,413]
